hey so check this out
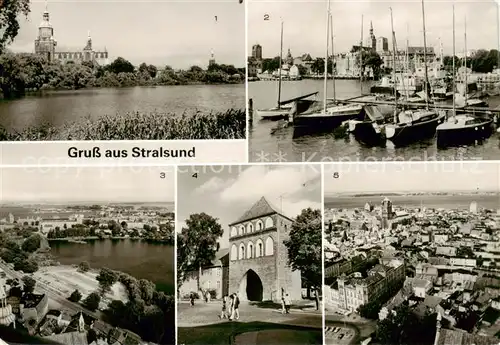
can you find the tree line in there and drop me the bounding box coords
[0,53,244,99]
[442,49,499,73]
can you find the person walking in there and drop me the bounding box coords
[284,293,291,314]
[233,292,240,320]
[228,293,235,320]
[190,292,195,307]
[281,288,286,314]
[219,295,227,319]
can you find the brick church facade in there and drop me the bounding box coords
[228,197,302,302]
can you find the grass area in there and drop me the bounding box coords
[0,108,246,140]
[178,321,322,345]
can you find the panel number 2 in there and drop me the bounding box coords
[264,14,269,21]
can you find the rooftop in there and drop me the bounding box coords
[230,197,291,225]
[21,293,45,309]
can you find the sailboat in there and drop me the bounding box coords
[254,21,292,120]
[292,2,363,136]
[384,1,445,146]
[436,10,493,147]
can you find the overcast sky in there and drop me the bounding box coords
[248,0,498,59]
[324,162,499,195]
[177,164,322,248]
[0,167,175,203]
[9,0,245,69]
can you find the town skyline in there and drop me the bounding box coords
[177,165,322,248]
[248,0,498,60]
[9,0,245,69]
[0,167,175,203]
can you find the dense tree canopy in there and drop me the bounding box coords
[0,0,30,53]
[83,292,101,311]
[177,213,223,290]
[284,208,322,289]
[22,275,36,293]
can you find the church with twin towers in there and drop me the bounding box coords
[34,1,109,65]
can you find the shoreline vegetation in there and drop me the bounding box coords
[0,108,246,141]
[0,53,245,140]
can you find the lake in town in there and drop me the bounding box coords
[249,79,500,162]
[49,239,175,294]
[0,84,245,132]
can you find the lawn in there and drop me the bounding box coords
[178,321,322,345]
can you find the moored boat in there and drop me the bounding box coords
[385,108,446,146]
[436,113,493,147]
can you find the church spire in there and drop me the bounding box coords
[370,20,373,35]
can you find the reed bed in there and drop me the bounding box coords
[0,108,246,141]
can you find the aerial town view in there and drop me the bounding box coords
[323,162,500,345]
[0,167,175,345]
[176,164,323,345]
[248,0,500,162]
[0,0,245,140]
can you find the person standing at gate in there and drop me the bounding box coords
[284,293,291,314]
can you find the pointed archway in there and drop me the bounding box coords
[238,269,263,301]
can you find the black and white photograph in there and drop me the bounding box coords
[248,0,500,163]
[323,162,500,345]
[0,0,245,141]
[0,167,175,345]
[176,164,322,345]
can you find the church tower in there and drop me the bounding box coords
[34,1,57,62]
[0,280,15,328]
[83,31,93,62]
[368,21,376,50]
[209,49,216,67]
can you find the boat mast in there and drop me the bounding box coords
[390,8,398,123]
[277,20,284,109]
[323,0,331,115]
[330,13,336,100]
[360,15,364,95]
[464,16,468,106]
[421,0,430,109]
[406,23,410,73]
[452,4,456,119]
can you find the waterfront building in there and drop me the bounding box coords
[228,197,301,302]
[208,49,216,67]
[34,4,109,65]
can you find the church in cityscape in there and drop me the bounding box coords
[34,3,109,65]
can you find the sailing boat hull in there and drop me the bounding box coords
[255,108,291,121]
[293,106,363,137]
[436,118,494,147]
[353,122,387,146]
[385,113,445,147]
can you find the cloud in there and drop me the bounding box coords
[220,165,321,203]
[282,199,322,218]
[194,176,233,195]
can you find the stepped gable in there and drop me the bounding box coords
[231,197,285,225]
